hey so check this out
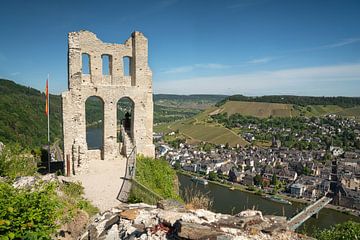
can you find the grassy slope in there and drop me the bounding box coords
[129,155,181,204]
[155,100,360,147]
[156,108,248,147]
[217,101,297,118]
[215,101,360,120]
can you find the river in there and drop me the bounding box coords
[177,173,359,234]
[86,127,359,234]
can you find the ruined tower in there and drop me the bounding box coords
[62,30,154,175]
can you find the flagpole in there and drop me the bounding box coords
[47,73,50,173]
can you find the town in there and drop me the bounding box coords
[155,113,360,214]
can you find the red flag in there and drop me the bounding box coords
[45,79,49,116]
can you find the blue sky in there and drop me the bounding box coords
[0,0,360,96]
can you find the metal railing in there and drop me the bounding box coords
[117,124,136,202]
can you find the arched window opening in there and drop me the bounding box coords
[117,97,134,143]
[82,53,90,74]
[123,56,131,77]
[85,96,104,155]
[102,54,112,75]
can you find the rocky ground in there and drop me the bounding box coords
[80,200,313,240]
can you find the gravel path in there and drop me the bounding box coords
[70,157,127,212]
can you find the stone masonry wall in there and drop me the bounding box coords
[62,30,154,175]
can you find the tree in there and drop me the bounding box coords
[253,174,262,186]
[208,171,218,181]
[173,161,181,170]
[313,221,360,240]
[302,166,312,176]
[271,173,277,185]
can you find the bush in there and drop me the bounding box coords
[0,182,60,239]
[60,181,84,199]
[0,144,39,179]
[182,187,213,210]
[313,221,360,240]
[134,155,181,201]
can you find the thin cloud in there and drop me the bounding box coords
[10,72,20,76]
[162,63,230,74]
[155,63,360,95]
[319,38,360,49]
[247,57,274,64]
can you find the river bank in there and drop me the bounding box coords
[177,170,360,218]
[177,173,360,234]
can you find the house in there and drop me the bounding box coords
[330,146,344,157]
[290,183,306,197]
[217,163,234,176]
[229,169,244,183]
[341,175,360,191]
[182,164,197,173]
[242,173,255,186]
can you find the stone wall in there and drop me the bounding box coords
[62,30,154,175]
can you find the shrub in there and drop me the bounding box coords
[182,187,213,210]
[0,144,39,179]
[134,155,181,201]
[0,182,60,239]
[60,181,84,199]
[313,221,360,240]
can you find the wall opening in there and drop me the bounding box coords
[82,53,90,74]
[102,54,112,75]
[117,97,134,143]
[85,96,104,156]
[123,56,131,77]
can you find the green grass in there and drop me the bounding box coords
[131,155,181,203]
[218,101,296,118]
[170,121,247,146]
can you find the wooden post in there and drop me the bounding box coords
[66,154,70,177]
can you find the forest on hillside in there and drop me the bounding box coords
[0,79,62,148]
[217,95,360,108]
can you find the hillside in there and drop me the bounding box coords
[155,107,249,147]
[154,94,227,110]
[212,101,297,118]
[0,80,224,148]
[155,98,360,148]
[219,95,360,108]
[214,101,360,120]
[0,79,62,147]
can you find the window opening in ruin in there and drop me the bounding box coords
[102,54,112,75]
[85,96,104,154]
[117,97,134,143]
[123,56,131,76]
[82,53,90,74]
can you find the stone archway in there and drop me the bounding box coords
[85,96,105,159]
[62,31,154,175]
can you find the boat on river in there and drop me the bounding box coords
[191,176,208,185]
[264,195,292,205]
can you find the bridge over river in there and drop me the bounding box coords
[288,196,332,230]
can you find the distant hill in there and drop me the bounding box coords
[213,101,360,119]
[154,94,227,110]
[218,95,360,108]
[0,79,62,148]
[155,95,360,147]
[0,80,225,148]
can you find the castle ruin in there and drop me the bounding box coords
[62,30,154,175]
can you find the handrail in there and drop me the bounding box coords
[117,124,137,202]
[132,178,164,201]
[125,145,137,179]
